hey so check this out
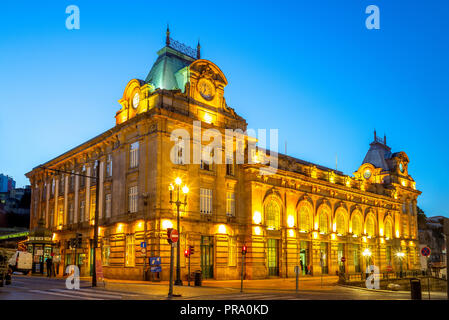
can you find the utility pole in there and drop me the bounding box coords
[241,245,247,293]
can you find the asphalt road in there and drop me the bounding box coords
[1,275,447,300]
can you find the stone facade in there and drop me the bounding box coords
[25,34,421,280]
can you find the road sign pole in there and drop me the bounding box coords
[168,242,174,297]
[240,253,245,293]
[188,254,191,287]
[296,266,299,293]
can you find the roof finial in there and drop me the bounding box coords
[384,134,387,145]
[196,39,201,59]
[374,129,377,141]
[166,24,170,46]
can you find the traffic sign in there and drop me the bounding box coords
[169,229,179,243]
[386,265,393,272]
[341,257,346,263]
[141,248,146,255]
[141,242,146,248]
[421,247,431,257]
[149,257,161,266]
[151,266,162,273]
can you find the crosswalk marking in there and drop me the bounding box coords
[189,293,304,300]
[28,289,102,300]
[49,288,123,299]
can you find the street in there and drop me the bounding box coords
[0,274,447,300]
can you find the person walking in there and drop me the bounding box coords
[46,257,53,278]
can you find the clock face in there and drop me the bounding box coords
[399,163,404,173]
[363,169,372,180]
[132,92,140,109]
[198,79,215,101]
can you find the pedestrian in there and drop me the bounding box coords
[300,260,303,273]
[46,257,53,278]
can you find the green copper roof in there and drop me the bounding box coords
[145,46,195,92]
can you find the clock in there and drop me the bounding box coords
[399,163,404,173]
[132,92,140,109]
[363,169,372,180]
[198,79,215,101]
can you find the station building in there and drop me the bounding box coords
[25,30,421,280]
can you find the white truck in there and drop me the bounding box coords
[8,251,32,275]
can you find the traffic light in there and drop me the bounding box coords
[242,245,247,255]
[189,245,194,255]
[184,249,190,257]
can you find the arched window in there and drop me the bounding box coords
[384,219,393,239]
[319,208,329,234]
[352,214,362,236]
[298,205,311,232]
[366,216,375,237]
[265,200,280,230]
[336,211,346,235]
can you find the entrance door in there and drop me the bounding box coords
[320,242,328,274]
[201,236,214,279]
[338,243,345,273]
[299,241,309,275]
[267,239,279,276]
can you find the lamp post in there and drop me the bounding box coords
[396,251,405,278]
[169,177,188,286]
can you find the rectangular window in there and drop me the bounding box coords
[200,188,212,214]
[130,142,139,168]
[228,237,237,266]
[105,193,112,218]
[129,186,138,213]
[80,200,85,222]
[106,154,112,177]
[58,206,64,227]
[80,166,86,187]
[69,171,75,192]
[200,146,213,171]
[92,162,98,185]
[125,235,135,267]
[51,179,55,196]
[50,209,54,227]
[226,153,234,176]
[59,175,65,194]
[174,138,185,165]
[102,238,110,266]
[90,193,96,224]
[68,202,74,224]
[226,192,235,217]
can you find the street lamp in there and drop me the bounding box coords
[169,177,188,286]
[362,248,372,279]
[396,251,405,278]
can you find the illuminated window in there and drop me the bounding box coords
[298,205,311,232]
[336,211,346,235]
[319,208,329,234]
[228,237,237,267]
[105,193,112,218]
[174,138,185,165]
[128,186,138,213]
[226,192,235,217]
[384,220,393,239]
[352,214,362,236]
[366,216,375,237]
[130,141,139,168]
[90,193,96,223]
[200,188,213,214]
[102,238,110,266]
[125,234,135,267]
[200,146,213,171]
[58,206,64,226]
[265,200,280,230]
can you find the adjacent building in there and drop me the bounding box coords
[0,174,16,193]
[25,30,422,280]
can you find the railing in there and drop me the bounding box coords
[343,270,422,282]
[168,38,197,59]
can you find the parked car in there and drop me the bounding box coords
[8,251,32,275]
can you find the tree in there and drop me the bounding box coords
[417,206,427,230]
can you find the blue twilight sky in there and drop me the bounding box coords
[0,1,448,217]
